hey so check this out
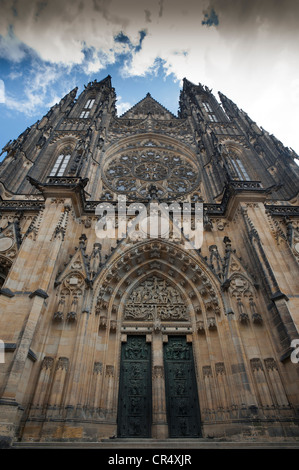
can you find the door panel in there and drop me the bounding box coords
[117,336,152,437]
[164,336,201,438]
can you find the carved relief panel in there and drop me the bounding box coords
[124,275,189,322]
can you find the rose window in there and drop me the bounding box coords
[103,147,200,199]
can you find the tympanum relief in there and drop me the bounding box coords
[124,275,188,322]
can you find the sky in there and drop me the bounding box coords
[0,0,299,161]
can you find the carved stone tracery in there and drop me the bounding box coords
[103,140,200,200]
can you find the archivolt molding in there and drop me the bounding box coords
[104,133,198,162]
[217,136,251,151]
[92,239,224,334]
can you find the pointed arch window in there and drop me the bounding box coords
[80,98,95,118]
[226,154,250,181]
[80,110,90,118]
[50,153,71,177]
[202,102,212,113]
[86,98,95,108]
[208,113,218,122]
[202,101,218,122]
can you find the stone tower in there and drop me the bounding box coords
[0,76,299,447]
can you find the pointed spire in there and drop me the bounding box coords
[182,77,208,95]
[218,91,239,118]
[59,87,78,112]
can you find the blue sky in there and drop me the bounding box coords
[1,0,299,160]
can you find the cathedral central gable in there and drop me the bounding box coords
[120,93,177,120]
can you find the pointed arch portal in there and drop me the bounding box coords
[93,239,222,438]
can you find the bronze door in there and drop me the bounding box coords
[117,336,152,437]
[164,336,202,437]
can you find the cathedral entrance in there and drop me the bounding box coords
[164,336,202,438]
[117,334,201,438]
[117,274,203,438]
[117,336,152,438]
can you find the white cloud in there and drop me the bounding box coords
[4,62,74,116]
[116,96,133,116]
[0,29,28,62]
[0,0,299,151]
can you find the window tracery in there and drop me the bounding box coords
[79,97,95,118]
[220,144,251,181]
[50,153,71,177]
[103,142,200,200]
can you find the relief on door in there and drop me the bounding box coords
[164,336,202,438]
[117,336,152,437]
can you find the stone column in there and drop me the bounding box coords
[104,365,115,419]
[250,358,273,418]
[264,358,289,408]
[91,362,103,417]
[66,309,90,416]
[215,362,229,420]
[202,365,216,422]
[30,356,54,417]
[226,311,258,413]
[47,357,69,418]
[152,333,168,439]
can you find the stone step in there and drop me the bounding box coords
[11,438,299,449]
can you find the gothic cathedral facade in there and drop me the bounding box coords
[0,76,299,446]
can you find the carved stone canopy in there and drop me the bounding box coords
[124,275,189,322]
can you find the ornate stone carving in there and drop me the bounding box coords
[239,312,249,323]
[53,298,65,321]
[252,312,263,324]
[41,356,54,370]
[103,142,200,200]
[264,358,278,371]
[196,320,205,333]
[124,276,188,322]
[53,310,64,321]
[99,315,107,329]
[93,362,103,375]
[66,310,77,321]
[207,316,217,329]
[153,365,164,378]
[203,365,213,378]
[250,358,263,371]
[56,357,69,371]
[105,365,114,377]
[215,362,226,375]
